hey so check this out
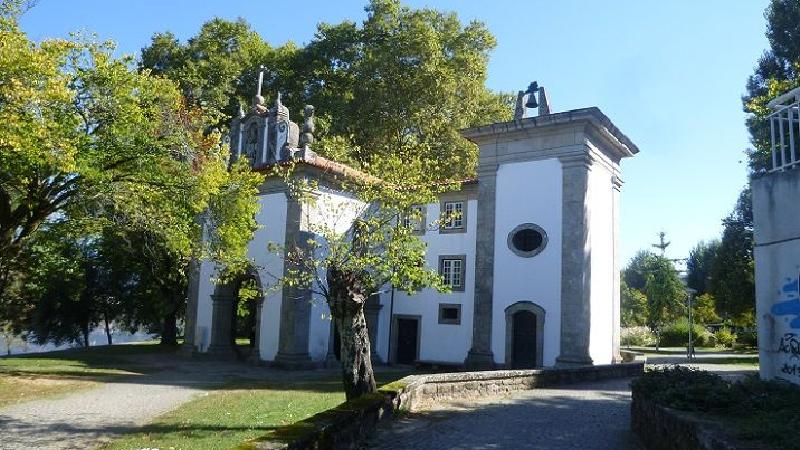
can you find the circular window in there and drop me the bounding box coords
[507,223,548,257]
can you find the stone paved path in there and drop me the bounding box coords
[363,377,642,450]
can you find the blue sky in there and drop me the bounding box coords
[19,0,770,265]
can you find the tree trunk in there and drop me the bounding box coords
[161,310,177,345]
[328,268,377,401]
[82,323,90,348]
[103,312,113,345]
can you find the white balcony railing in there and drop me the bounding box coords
[768,87,800,172]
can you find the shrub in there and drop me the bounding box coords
[714,328,736,348]
[621,326,657,347]
[737,331,758,348]
[632,366,800,450]
[659,319,712,347]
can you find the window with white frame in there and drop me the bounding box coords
[439,256,466,291]
[442,201,464,230]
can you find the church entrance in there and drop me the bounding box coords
[391,315,420,365]
[511,311,537,369]
[505,301,545,368]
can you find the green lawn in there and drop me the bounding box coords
[0,341,174,407]
[97,372,410,450]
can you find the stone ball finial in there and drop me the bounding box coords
[252,95,265,107]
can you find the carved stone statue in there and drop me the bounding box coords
[244,122,259,161]
[299,105,315,148]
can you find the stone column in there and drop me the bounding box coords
[181,258,201,355]
[206,294,235,358]
[247,299,264,364]
[274,196,312,367]
[556,155,594,366]
[611,174,623,363]
[465,165,498,370]
[365,295,383,364]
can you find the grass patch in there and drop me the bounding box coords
[633,366,800,450]
[0,375,95,408]
[98,371,413,450]
[0,341,176,406]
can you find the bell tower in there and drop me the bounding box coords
[462,82,639,369]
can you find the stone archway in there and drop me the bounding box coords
[206,267,263,360]
[505,301,545,368]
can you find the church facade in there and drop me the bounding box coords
[183,84,639,369]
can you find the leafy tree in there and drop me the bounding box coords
[623,250,657,291]
[622,250,684,331]
[276,155,451,400]
[621,279,648,327]
[139,0,513,179]
[686,240,720,295]
[643,256,685,332]
[0,5,262,319]
[708,188,755,325]
[299,0,513,177]
[692,293,721,325]
[743,0,800,172]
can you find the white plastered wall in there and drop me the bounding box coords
[376,197,477,364]
[304,187,367,361]
[491,158,563,366]
[587,159,615,365]
[252,192,288,361]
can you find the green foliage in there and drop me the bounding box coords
[692,293,721,325]
[643,258,685,330]
[737,331,758,347]
[743,0,800,173]
[686,240,719,295]
[708,188,755,326]
[139,0,512,179]
[714,327,736,348]
[621,280,648,327]
[0,5,261,333]
[633,366,800,450]
[659,318,712,347]
[620,326,657,347]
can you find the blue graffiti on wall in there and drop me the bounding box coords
[772,275,800,329]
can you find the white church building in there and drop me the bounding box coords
[183,83,639,370]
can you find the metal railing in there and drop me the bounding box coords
[768,88,800,172]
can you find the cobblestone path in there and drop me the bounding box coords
[363,377,641,450]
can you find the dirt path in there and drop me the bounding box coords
[0,359,309,450]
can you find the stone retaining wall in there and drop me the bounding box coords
[236,362,644,450]
[631,389,763,450]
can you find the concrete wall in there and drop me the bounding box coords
[753,169,800,385]
[491,158,563,366]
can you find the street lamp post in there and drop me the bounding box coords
[686,287,697,360]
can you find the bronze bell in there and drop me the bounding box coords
[524,81,539,109]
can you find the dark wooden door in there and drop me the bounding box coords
[512,311,537,369]
[396,318,419,365]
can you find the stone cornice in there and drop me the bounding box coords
[461,107,639,159]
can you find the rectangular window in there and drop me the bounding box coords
[442,201,464,230]
[439,255,466,291]
[438,303,462,325]
[401,205,426,234]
